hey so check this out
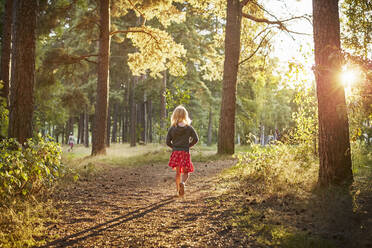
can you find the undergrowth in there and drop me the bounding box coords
[215,142,372,247]
[0,136,73,247]
[0,198,60,247]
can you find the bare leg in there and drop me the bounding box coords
[182,172,189,184]
[175,166,181,194]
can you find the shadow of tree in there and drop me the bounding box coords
[39,196,176,248]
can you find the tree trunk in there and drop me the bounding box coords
[65,117,73,144]
[122,106,126,143]
[0,0,13,108]
[92,0,110,155]
[137,103,141,143]
[77,113,83,144]
[207,106,213,146]
[8,0,37,144]
[148,99,153,143]
[62,126,65,144]
[80,113,85,144]
[123,82,129,143]
[84,109,89,147]
[313,0,352,187]
[129,76,137,147]
[159,70,167,143]
[141,92,147,144]
[106,103,111,147]
[217,0,242,154]
[111,102,118,143]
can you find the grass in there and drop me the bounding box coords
[0,199,60,247]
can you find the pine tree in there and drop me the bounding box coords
[8,0,37,144]
[313,0,353,186]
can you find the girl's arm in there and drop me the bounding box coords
[166,127,173,148]
[189,126,199,147]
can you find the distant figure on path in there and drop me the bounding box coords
[166,105,199,197]
[68,132,75,152]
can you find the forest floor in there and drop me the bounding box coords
[37,145,372,248]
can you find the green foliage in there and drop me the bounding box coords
[341,0,371,59]
[0,199,60,248]
[0,135,65,200]
[351,141,372,174]
[165,80,191,113]
[233,144,318,194]
[0,81,9,136]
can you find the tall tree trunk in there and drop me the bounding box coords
[0,0,13,108]
[106,103,111,147]
[123,82,129,143]
[65,117,73,144]
[77,113,82,144]
[84,109,89,147]
[92,0,110,155]
[207,106,213,146]
[313,0,352,187]
[122,106,126,142]
[141,92,147,143]
[8,0,37,144]
[159,70,167,143]
[217,0,242,154]
[148,99,152,143]
[62,126,65,144]
[80,113,85,144]
[129,76,137,147]
[136,103,141,143]
[111,102,118,143]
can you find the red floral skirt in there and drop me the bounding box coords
[168,151,194,174]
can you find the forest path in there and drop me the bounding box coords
[41,159,248,248]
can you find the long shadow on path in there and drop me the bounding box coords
[39,196,176,248]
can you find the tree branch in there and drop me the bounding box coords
[127,0,147,26]
[252,1,312,25]
[110,29,162,51]
[240,0,251,8]
[241,12,311,35]
[238,30,272,65]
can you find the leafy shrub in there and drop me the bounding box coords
[234,144,318,193]
[0,135,65,200]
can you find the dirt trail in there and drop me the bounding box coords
[41,159,249,248]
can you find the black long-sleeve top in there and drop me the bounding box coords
[166,125,199,152]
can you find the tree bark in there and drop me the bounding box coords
[80,113,85,144]
[313,0,352,187]
[84,109,89,147]
[217,0,242,154]
[129,76,137,147]
[106,103,111,147]
[159,70,167,143]
[65,117,73,144]
[148,99,153,143]
[141,92,147,143]
[77,113,83,144]
[207,106,213,146]
[8,0,37,144]
[92,0,110,155]
[122,106,126,143]
[62,126,65,144]
[123,82,129,143]
[112,102,119,143]
[0,0,13,108]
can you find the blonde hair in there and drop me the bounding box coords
[171,105,191,127]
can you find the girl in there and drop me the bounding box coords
[166,105,199,196]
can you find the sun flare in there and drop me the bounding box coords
[340,67,358,88]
